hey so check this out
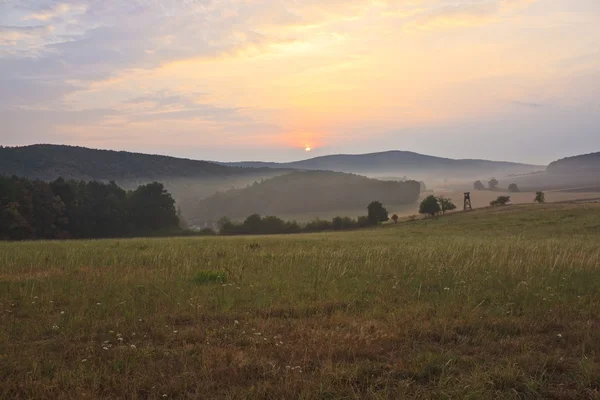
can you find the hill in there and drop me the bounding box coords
[223,150,543,181]
[546,151,600,173]
[494,151,600,191]
[189,170,421,224]
[0,144,258,181]
[0,145,289,217]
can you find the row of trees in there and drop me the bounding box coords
[474,179,520,192]
[217,201,391,235]
[0,176,180,240]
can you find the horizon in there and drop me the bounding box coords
[2,1,599,164]
[2,142,570,166]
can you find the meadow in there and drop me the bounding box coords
[1,203,600,399]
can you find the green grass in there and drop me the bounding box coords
[1,203,600,399]
[192,270,228,285]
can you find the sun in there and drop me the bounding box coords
[305,146,312,152]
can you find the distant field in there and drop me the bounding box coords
[2,203,600,398]
[281,189,600,222]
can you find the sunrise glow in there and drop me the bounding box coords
[0,1,598,163]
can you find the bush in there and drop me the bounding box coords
[304,219,334,233]
[490,196,511,206]
[198,228,217,236]
[534,192,545,204]
[192,271,227,285]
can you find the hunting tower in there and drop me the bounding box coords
[464,192,472,211]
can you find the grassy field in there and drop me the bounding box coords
[1,203,600,399]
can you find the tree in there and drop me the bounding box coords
[438,197,457,214]
[367,201,389,225]
[128,182,178,232]
[534,191,545,204]
[243,214,263,234]
[488,178,499,190]
[508,183,520,193]
[391,214,399,224]
[419,195,441,216]
[474,180,486,191]
[490,196,511,206]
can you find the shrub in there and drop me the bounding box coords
[192,271,227,285]
[490,196,511,206]
[534,191,545,204]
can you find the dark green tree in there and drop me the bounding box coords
[243,214,263,234]
[419,195,441,216]
[367,201,389,225]
[474,180,486,190]
[488,178,499,190]
[128,182,178,232]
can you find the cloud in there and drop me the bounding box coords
[402,0,536,30]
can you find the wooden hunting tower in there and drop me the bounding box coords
[464,192,472,211]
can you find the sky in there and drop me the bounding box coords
[1,0,599,165]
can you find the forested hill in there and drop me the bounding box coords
[0,144,256,181]
[189,170,421,224]
[546,152,600,173]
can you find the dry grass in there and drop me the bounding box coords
[1,203,600,399]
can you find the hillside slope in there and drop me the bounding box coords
[547,152,600,173]
[224,150,542,178]
[0,144,256,181]
[189,170,421,224]
[496,151,600,191]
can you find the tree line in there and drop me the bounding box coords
[216,201,391,236]
[0,176,180,240]
[474,179,520,193]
